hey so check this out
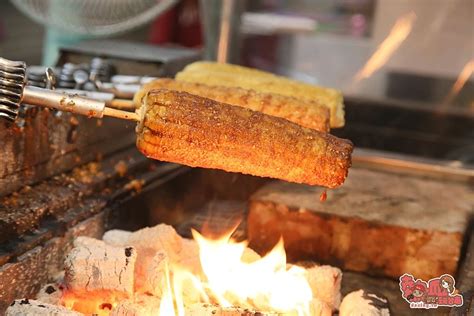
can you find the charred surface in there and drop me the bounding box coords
[0,151,186,313]
[137,90,353,188]
[0,106,136,197]
[0,147,184,252]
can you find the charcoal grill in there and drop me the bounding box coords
[0,39,473,316]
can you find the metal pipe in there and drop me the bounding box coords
[23,85,106,118]
[353,148,474,182]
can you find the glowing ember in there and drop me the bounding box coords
[40,224,335,315]
[353,12,417,83]
[62,290,120,316]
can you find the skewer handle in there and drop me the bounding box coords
[103,107,139,121]
[106,98,136,110]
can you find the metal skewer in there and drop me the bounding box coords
[0,57,139,122]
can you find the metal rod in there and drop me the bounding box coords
[352,148,474,182]
[23,86,105,118]
[216,0,234,63]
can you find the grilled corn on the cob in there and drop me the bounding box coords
[134,78,330,132]
[175,61,345,128]
[136,89,352,188]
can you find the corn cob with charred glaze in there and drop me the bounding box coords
[175,61,345,128]
[133,78,330,132]
[136,89,353,188]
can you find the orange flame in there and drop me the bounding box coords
[353,12,417,83]
[192,229,312,315]
[158,228,313,315]
[62,226,314,315]
[158,260,209,315]
[159,262,179,316]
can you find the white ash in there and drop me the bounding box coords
[174,238,202,277]
[103,229,133,247]
[127,224,183,259]
[6,299,82,316]
[339,290,390,316]
[111,294,161,316]
[304,265,342,310]
[64,241,137,296]
[127,224,183,290]
[73,236,106,248]
[140,251,168,297]
[35,283,64,306]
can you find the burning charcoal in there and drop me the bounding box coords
[141,251,168,297]
[61,292,118,316]
[64,243,137,296]
[140,249,204,305]
[339,290,390,316]
[35,283,64,306]
[128,224,183,290]
[127,224,183,260]
[303,265,342,310]
[180,275,205,306]
[309,298,333,316]
[183,303,326,315]
[103,229,132,246]
[6,299,82,315]
[110,294,161,316]
[175,238,202,276]
[185,304,278,315]
[185,302,329,315]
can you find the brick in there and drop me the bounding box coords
[248,168,473,279]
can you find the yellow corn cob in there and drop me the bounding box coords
[176,61,344,128]
[134,78,330,132]
[136,90,353,188]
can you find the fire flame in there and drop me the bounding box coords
[443,59,474,106]
[158,228,313,315]
[353,12,417,83]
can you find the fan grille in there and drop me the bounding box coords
[11,0,178,36]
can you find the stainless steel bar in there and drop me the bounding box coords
[23,85,105,118]
[352,148,474,182]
